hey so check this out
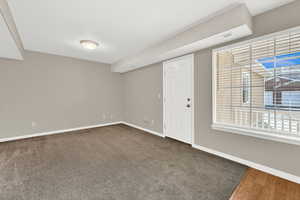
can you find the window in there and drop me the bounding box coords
[282,91,300,107]
[242,72,250,104]
[212,27,300,145]
[264,91,273,106]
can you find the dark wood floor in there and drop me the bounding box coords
[230,168,300,200]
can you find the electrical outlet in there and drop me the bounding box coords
[151,120,155,125]
[31,121,37,128]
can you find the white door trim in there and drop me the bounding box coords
[163,54,195,144]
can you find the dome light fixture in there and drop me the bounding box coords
[80,40,99,50]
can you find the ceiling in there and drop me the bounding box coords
[7,0,295,64]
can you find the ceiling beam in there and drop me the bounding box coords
[0,0,24,60]
[112,4,253,73]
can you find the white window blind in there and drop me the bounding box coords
[213,27,300,144]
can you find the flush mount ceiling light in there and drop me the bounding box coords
[80,40,99,50]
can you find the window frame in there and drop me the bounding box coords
[212,26,300,146]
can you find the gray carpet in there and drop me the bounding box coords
[0,125,246,200]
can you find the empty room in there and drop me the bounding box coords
[1,0,300,199]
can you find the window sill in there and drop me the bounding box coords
[211,123,300,146]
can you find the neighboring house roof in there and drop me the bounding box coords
[255,52,300,82]
[265,77,300,91]
[257,52,300,69]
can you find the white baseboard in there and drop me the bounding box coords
[2,121,298,184]
[0,121,122,143]
[121,121,164,138]
[192,144,300,184]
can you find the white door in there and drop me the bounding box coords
[163,54,194,144]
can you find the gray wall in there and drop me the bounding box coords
[122,1,300,177]
[0,51,123,139]
[123,63,163,133]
